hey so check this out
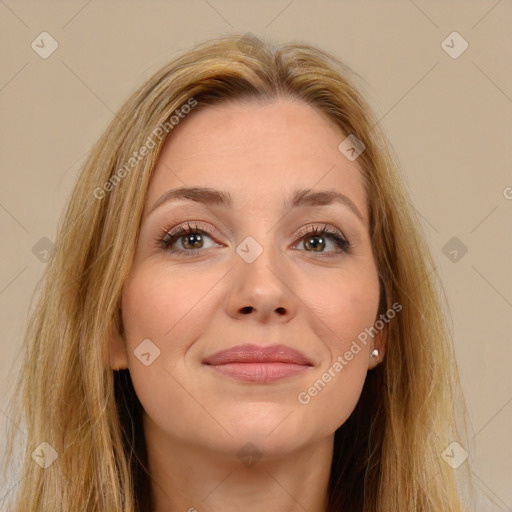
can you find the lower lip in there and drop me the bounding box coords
[205,362,310,383]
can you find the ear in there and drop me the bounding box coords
[109,323,129,371]
[368,322,387,370]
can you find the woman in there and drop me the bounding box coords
[2,34,472,511]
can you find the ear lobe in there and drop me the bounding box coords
[109,324,129,370]
[368,323,387,368]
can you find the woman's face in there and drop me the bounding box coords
[110,98,384,459]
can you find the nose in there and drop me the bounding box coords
[225,242,298,323]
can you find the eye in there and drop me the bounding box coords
[156,221,350,257]
[293,224,350,255]
[157,221,221,256]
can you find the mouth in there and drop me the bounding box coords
[202,344,313,384]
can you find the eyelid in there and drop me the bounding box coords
[158,221,218,250]
[157,220,351,255]
[164,221,215,237]
[159,222,346,242]
[293,223,348,242]
[291,223,351,254]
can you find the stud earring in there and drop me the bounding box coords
[370,349,379,359]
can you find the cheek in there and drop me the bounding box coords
[119,266,213,434]
[295,267,379,430]
[304,265,380,351]
[119,263,225,411]
[330,286,379,344]
[121,270,172,345]
[121,263,215,352]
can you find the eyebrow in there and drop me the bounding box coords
[147,186,365,222]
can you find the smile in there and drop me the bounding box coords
[202,344,313,383]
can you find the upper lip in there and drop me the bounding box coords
[202,344,313,366]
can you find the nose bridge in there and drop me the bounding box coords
[235,231,284,289]
[227,228,297,320]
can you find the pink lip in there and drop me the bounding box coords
[202,344,313,383]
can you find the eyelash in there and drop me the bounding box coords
[156,221,351,257]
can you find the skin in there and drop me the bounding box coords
[109,98,385,512]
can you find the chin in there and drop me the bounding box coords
[213,405,317,456]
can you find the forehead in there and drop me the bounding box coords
[145,98,367,219]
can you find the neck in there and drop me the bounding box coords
[142,414,334,512]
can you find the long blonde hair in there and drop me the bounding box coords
[2,33,472,511]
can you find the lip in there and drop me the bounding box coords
[202,344,313,383]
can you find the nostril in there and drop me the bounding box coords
[276,307,286,315]
[241,306,253,314]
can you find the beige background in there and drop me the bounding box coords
[1,0,511,509]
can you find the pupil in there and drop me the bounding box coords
[305,235,324,251]
[183,233,202,249]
